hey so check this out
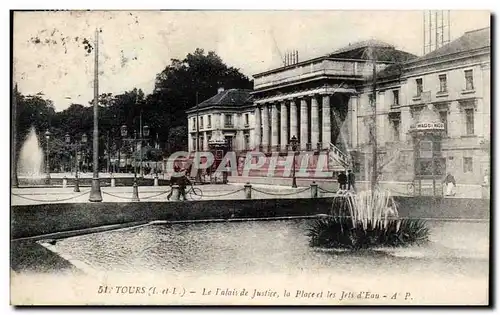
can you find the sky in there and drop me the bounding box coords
[13,10,491,111]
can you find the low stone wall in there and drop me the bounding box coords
[11,197,490,240]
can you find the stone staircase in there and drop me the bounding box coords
[328,143,350,172]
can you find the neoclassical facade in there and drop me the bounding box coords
[186,27,490,185]
[251,40,415,169]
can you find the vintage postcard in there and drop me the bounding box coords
[10,10,491,306]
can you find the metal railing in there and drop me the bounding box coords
[329,142,350,168]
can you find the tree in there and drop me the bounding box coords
[167,126,188,153]
[14,48,252,170]
[148,48,253,152]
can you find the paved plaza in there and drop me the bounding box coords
[12,171,488,206]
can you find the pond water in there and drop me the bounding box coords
[52,219,489,279]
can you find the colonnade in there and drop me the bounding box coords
[254,94,337,151]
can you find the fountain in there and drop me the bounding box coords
[18,126,45,183]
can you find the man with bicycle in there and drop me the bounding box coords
[178,168,191,201]
[167,163,191,201]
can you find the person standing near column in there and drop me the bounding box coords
[443,172,456,196]
[347,169,356,192]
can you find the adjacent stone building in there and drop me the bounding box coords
[186,26,490,186]
[186,88,254,152]
[357,27,490,185]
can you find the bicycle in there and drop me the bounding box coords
[185,184,203,201]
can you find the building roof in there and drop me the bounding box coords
[329,39,395,56]
[188,89,253,111]
[372,27,490,82]
[327,39,417,62]
[410,26,490,63]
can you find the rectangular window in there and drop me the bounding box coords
[465,70,474,90]
[225,114,233,127]
[207,115,212,128]
[199,136,204,150]
[419,141,433,158]
[465,108,474,135]
[463,157,473,173]
[392,90,399,106]
[416,78,423,96]
[192,118,196,130]
[368,93,374,106]
[199,117,204,129]
[244,134,250,150]
[192,138,197,151]
[438,74,447,93]
[439,110,448,135]
[392,119,400,141]
[245,113,249,126]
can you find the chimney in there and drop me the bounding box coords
[218,87,225,94]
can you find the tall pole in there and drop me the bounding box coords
[423,11,426,54]
[107,131,111,173]
[196,92,200,152]
[11,83,19,187]
[195,92,201,183]
[118,139,121,173]
[134,131,138,177]
[140,110,144,178]
[74,143,80,192]
[89,28,103,202]
[370,46,378,192]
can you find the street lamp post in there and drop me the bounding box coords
[66,133,87,192]
[290,135,298,188]
[121,124,149,201]
[44,130,51,185]
[89,27,103,202]
[65,133,71,174]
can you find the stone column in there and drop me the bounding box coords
[376,92,386,146]
[261,104,270,151]
[300,97,308,150]
[311,95,320,149]
[203,131,209,151]
[254,106,261,149]
[321,94,331,149]
[400,105,411,142]
[350,96,359,147]
[188,132,193,152]
[271,103,279,151]
[290,99,298,139]
[280,101,288,150]
[236,130,244,151]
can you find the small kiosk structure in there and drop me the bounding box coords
[208,132,229,184]
[409,98,446,197]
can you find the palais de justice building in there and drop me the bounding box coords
[186,27,490,186]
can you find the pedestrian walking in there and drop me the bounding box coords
[443,173,456,196]
[347,170,356,191]
[337,171,347,190]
